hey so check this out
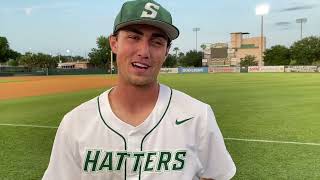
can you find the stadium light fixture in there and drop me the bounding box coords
[255,4,270,16]
[296,18,307,39]
[66,49,73,61]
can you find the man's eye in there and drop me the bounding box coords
[152,39,165,46]
[128,35,139,40]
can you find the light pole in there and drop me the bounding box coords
[296,18,307,40]
[66,49,73,61]
[193,27,200,52]
[256,4,269,66]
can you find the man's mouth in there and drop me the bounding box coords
[132,62,150,69]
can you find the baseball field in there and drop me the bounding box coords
[0,73,319,179]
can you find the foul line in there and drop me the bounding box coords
[0,123,58,129]
[225,137,320,146]
[0,123,319,146]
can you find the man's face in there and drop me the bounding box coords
[110,24,170,86]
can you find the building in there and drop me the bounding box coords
[230,32,265,66]
[57,61,94,69]
[203,43,229,66]
[204,32,266,67]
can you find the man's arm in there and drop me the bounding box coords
[42,115,81,180]
[196,105,236,180]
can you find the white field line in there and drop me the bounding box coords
[0,123,319,146]
[225,137,320,146]
[0,123,58,129]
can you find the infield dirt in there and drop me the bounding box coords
[0,75,117,100]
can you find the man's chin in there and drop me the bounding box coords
[128,77,156,87]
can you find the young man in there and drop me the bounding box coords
[42,0,236,180]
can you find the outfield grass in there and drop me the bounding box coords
[0,73,319,179]
[0,88,107,180]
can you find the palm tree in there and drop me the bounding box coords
[173,47,179,57]
[200,44,206,52]
[200,44,207,59]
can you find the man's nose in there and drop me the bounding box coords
[137,39,150,59]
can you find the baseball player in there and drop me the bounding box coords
[42,0,236,180]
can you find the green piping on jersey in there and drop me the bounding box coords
[97,96,127,180]
[138,88,173,180]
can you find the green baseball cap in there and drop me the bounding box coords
[113,0,179,40]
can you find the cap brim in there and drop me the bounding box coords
[114,19,179,41]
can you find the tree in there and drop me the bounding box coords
[97,36,110,49]
[7,59,19,66]
[88,36,111,68]
[89,48,109,68]
[19,53,36,69]
[200,44,207,62]
[240,55,258,66]
[163,54,177,67]
[200,44,206,51]
[0,37,21,63]
[290,36,320,65]
[73,56,86,61]
[0,36,10,63]
[173,47,179,57]
[176,52,185,66]
[35,53,57,68]
[178,52,184,57]
[179,50,202,67]
[19,52,57,69]
[264,45,291,65]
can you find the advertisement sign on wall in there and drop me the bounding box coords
[248,66,284,72]
[285,66,318,72]
[209,67,240,73]
[160,68,178,74]
[178,67,208,74]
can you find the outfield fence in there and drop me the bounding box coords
[0,66,109,76]
[159,66,320,74]
[1,66,320,76]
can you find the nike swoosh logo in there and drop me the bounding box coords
[176,117,194,125]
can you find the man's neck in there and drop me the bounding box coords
[112,82,159,108]
[108,81,160,126]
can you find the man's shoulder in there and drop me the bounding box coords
[171,88,208,108]
[167,87,210,117]
[66,95,99,118]
[56,90,111,138]
[60,90,108,127]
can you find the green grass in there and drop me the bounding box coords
[0,73,320,179]
[0,88,107,180]
[0,79,25,83]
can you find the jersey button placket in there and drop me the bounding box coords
[127,131,142,179]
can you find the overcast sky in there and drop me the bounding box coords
[1,0,320,56]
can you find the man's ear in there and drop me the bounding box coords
[165,44,171,56]
[109,35,118,54]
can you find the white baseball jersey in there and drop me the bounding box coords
[42,84,236,180]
